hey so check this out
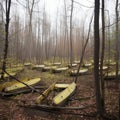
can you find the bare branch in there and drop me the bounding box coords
[73,0,94,8]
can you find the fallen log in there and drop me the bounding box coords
[20,103,95,111]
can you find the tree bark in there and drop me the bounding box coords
[94,0,103,115]
[100,0,105,112]
[115,0,119,81]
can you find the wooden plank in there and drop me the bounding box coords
[36,82,56,104]
[53,82,76,106]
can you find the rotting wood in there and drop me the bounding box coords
[36,82,56,104]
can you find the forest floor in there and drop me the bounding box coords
[0,67,119,120]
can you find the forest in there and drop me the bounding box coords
[0,0,120,120]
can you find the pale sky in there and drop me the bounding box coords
[9,0,117,30]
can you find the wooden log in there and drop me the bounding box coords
[22,104,95,111]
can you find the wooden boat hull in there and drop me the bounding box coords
[52,67,68,73]
[53,82,76,106]
[74,61,80,64]
[104,71,120,80]
[68,64,77,68]
[3,78,41,92]
[32,65,45,70]
[42,66,57,72]
[55,83,69,89]
[83,63,92,67]
[0,72,17,79]
[52,62,61,66]
[70,69,88,76]
[0,86,46,96]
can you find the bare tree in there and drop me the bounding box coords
[53,10,58,63]
[69,0,74,67]
[115,0,119,81]
[0,2,4,59]
[64,0,69,62]
[99,0,105,112]
[27,0,35,61]
[1,0,11,80]
[75,15,93,83]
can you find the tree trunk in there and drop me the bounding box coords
[75,15,93,83]
[115,0,119,81]
[1,0,11,80]
[94,0,103,115]
[53,12,58,63]
[100,0,105,112]
[70,0,74,67]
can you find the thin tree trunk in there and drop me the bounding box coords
[100,0,105,112]
[1,0,11,80]
[53,14,58,63]
[70,0,74,67]
[75,15,93,83]
[115,0,119,81]
[64,0,69,63]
